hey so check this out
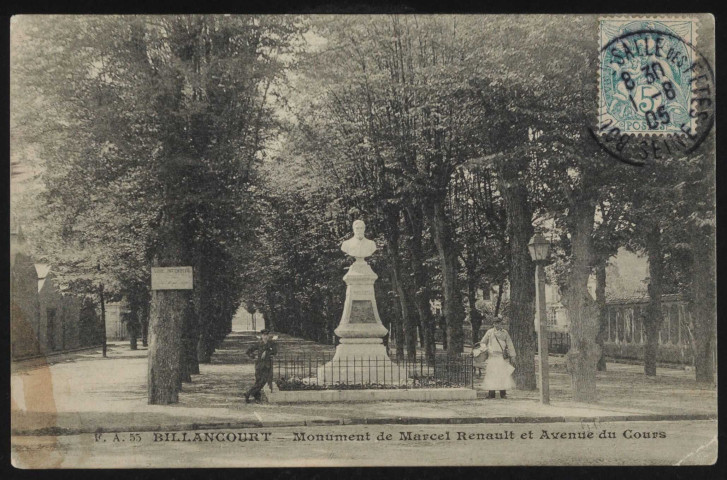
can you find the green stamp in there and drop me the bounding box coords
[599,18,697,135]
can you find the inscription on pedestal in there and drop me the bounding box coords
[349,300,376,324]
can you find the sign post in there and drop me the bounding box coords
[151,266,194,291]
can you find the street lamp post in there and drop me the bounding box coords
[528,232,551,404]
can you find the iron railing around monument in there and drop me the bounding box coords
[273,352,474,391]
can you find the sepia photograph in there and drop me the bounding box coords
[9,13,716,468]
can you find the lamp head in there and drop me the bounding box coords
[528,232,551,263]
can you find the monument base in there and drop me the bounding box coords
[317,340,406,385]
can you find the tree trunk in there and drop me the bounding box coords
[179,306,195,383]
[128,313,138,351]
[97,260,107,358]
[385,208,419,360]
[427,197,465,355]
[187,255,202,375]
[178,255,198,383]
[148,219,190,405]
[141,299,149,347]
[595,258,608,372]
[498,161,536,390]
[644,223,663,377]
[405,204,436,363]
[393,254,419,361]
[420,310,436,364]
[128,323,138,350]
[494,281,504,317]
[388,267,406,360]
[196,271,214,365]
[438,313,448,350]
[563,195,600,403]
[265,289,277,333]
[466,259,483,346]
[127,291,145,351]
[148,288,187,404]
[197,321,213,364]
[691,223,715,383]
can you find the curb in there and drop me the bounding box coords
[12,344,105,364]
[342,413,716,425]
[11,413,715,436]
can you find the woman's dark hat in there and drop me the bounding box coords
[260,329,270,334]
[493,318,503,324]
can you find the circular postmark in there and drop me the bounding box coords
[591,21,714,166]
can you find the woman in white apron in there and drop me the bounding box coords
[477,318,516,399]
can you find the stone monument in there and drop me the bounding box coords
[318,220,403,384]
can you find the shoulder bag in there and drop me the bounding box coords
[494,334,510,360]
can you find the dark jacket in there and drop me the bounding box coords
[246,338,277,370]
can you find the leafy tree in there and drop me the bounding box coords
[290,15,501,355]
[450,165,508,345]
[591,190,633,372]
[12,15,301,403]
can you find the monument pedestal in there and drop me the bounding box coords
[317,339,405,384]
[318,259,405,384]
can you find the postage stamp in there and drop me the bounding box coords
[599,18,698,135]
[594,16,714,165]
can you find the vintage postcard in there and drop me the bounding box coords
[10,13,716,468]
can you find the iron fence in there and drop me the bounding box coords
[274,353,474,390]
[548,331,571,354]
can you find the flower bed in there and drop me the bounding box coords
[276,374,465,391]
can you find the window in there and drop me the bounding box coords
[660,305,670,344]
[624,309,633,343]
[547,307,558,326]
[669,304,680,345]
[617,310,624,343]
[633,306,643,344]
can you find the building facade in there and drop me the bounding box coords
[104,301,129,341]
[543,293,699,365]
[10,225,103,360]
[232,307,266,332]
[603,294,695,365]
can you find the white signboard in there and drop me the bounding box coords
[151,266,194,290]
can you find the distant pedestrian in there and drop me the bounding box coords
[478,318,516,399]
[244,329,277,403]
